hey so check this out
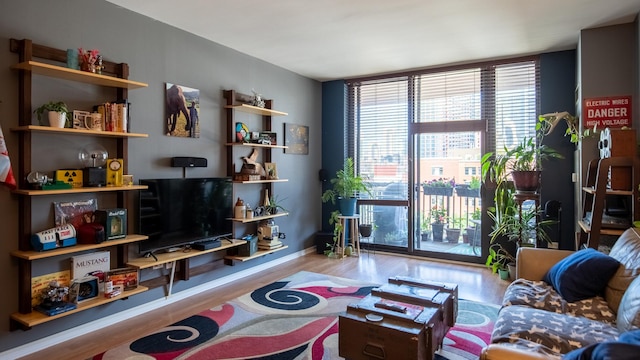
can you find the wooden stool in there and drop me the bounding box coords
[337,215,360,257]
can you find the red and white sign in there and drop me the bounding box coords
[583,96,632,129]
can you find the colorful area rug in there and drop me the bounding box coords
[92,271,498,359]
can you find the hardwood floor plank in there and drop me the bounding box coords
[17,252,509,360]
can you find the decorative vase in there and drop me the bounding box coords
[431,223,444,242]
[339,197,357,216]
[48,111,66,128]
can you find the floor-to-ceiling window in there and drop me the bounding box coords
[348,57,539,263]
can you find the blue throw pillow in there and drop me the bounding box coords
[543,248,620,302]
[563,330,640,360]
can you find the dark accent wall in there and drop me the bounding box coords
[321,80,347,231]
[540,50,578,250]
[0,0,321,352]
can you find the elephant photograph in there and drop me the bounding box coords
[165,83,200,138]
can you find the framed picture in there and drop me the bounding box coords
[264,162,278,180]
[165,83,200,138]
[258,131,277,145]
[284,123,309,155]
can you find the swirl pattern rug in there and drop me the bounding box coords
[92,271,498,359]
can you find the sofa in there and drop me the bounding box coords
[481,227,640,359]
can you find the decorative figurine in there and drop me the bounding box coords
[251,89,265,108]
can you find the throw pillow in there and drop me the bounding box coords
[563,329,640,360]
[617,275,640,332]
[543,248,620,303]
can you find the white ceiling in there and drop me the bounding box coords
[106,0,640,82]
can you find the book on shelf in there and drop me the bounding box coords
[70,251,111,288]
[35,302,77,316]
[94,101,129,133]
[106,267,139,292]
[257,239,283,250]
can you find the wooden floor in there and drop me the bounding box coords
[19,251,509,360]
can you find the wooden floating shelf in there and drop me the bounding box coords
[127,239,246,269]
[11,125,148,138]
[233,179,289,184]
[229,212,289,223]
[224,245,288,262]
[225,103,287,116]
[226,142,288,150]
[13,185,147,196]
[581,186,633,196]
[11,235,148,260]
[577,220,625,236]
[12,61,148,89]
[11,285,149,329]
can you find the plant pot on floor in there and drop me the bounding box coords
[445,228,461,243]
[432,223,444,242]
[421,231,431,242]
[498,268,510,280]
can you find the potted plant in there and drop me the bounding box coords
[537,111,592,144]
[420,213,431,241]
[265,194,288,215]
[430,206,447,242]
[445,216,464,243]
[454,176,481,198]
[491,136,563,193]
[485,243,515,280]
[423,177,455,196]
[321,157,372,216]
[358,223,373,238]
[34,101,70,128]
[464,208,481,244]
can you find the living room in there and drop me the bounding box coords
[1,1,640,359]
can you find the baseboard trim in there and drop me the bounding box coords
[2,247,313,359]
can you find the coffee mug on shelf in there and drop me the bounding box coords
[84,112,103,131]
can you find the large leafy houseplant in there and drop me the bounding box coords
[321,157,372,215]
[481,120,562,273]
[321,157,372,257]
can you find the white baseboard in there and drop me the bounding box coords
[2,247,313,359]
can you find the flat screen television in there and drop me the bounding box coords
[138,177,233,254]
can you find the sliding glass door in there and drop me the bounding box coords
[349,58,539,263]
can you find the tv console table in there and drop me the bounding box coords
[126,239,247,297]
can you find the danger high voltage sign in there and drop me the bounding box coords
[583,96,632,128]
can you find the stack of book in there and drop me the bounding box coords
[95,101,129,132]
[257,237,283,250]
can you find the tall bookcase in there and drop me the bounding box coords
[222,90,289,263]
[8,38,149,330]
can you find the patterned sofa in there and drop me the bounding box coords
[481,227,640,359]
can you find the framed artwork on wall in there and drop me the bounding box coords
[264,162,278,180]
[284,123,309,155]
[165,83,200,138]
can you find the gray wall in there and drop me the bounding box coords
[0,0,321,352]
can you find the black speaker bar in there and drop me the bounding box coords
[171,157,208,168]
